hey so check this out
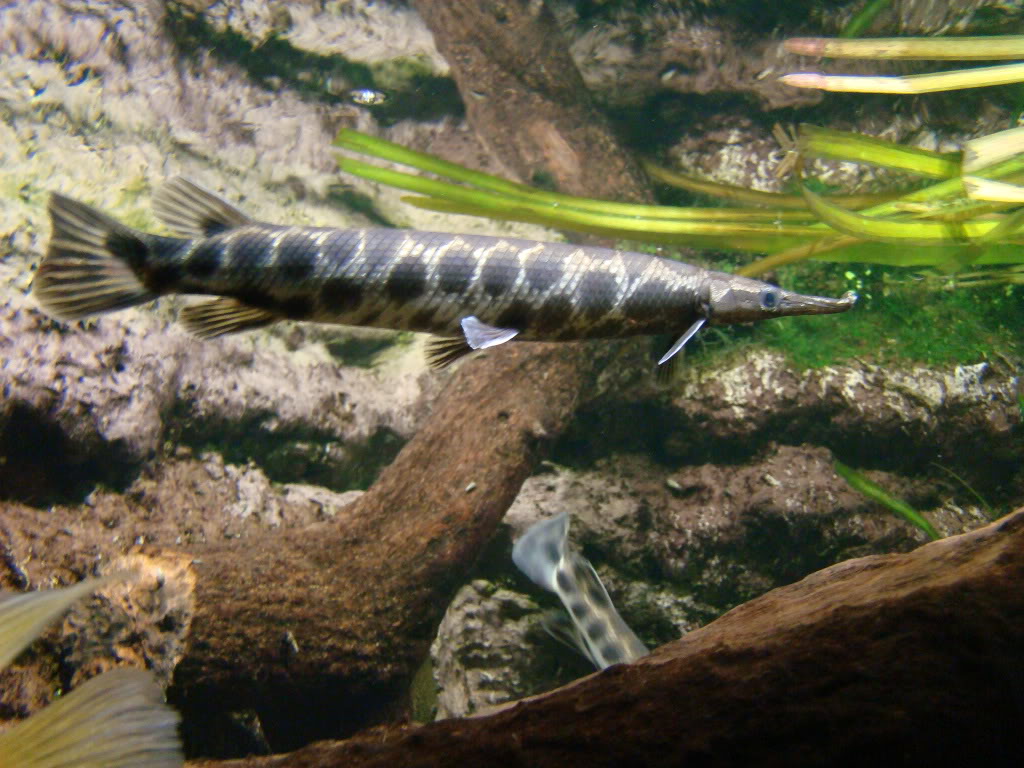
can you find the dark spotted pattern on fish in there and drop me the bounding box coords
[35,179,856,367]
[142,225,703,338]
[185,241,223,278]
[585,620,606,641]
[511,513,650,671]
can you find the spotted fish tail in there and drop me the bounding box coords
[34,194,157,321]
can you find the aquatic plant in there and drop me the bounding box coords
[752,33,1024,365]
[333,116,1024,280]
[834,460,942,540]
[781,35,1024,95]
[330,33,1024,369]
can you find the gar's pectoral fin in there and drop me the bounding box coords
[657,317,705,365]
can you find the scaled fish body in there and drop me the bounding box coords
[512,513,647,669]
[0,576,183,768]
[35,178,856,367]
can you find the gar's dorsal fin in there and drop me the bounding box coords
[152,177,252,237]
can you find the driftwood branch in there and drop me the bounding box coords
[172,344,598,748]
[191,508,1024,768]
[166,2,654,750]
[412,0,653,201]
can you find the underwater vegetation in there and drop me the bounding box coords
[333,117,1024,275]
[834,460,941,540]
[332,32,1024,371]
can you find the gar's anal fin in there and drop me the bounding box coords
[180,298,277,338]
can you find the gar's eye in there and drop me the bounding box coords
[759,287,781,310]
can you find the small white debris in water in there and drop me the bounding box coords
[282,630,300,656]
[348,88,388,106]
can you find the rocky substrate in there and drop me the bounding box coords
[0,0,1021,765]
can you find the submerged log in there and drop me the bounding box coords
[172,343,598,749]
[190,508,1024,767]
[168,2,652,752]
[0,0,653,754]
[413,0,653,201]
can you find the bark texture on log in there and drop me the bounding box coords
[413,0,653,201]
[191,508,1024,768]
[173,344,597,749]
[166,3,653,752]
[0,1,654,754]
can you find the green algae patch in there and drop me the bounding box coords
[368,55,438,92]
[760,271,1024,369]
[409,655,438,724]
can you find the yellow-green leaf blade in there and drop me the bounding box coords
[800,125,959,179]
[785,35,1024,61]
[781,61,1024,94]
[802,186,1003,245]
[834,461,942,540]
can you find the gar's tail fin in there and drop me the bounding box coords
[0,668,184,768]
[33,194,157,321]
[513,513,649,670]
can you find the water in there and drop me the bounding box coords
[0,0,1020,762]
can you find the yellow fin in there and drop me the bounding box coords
[0,577,115,672]
[0,668,183,768]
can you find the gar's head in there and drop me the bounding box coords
[702,272,857,325]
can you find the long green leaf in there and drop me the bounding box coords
[799,125,959,178]
[834,461,942,540]
[337,130,809,222]
[785,35,1024,61]
[643,159,898,209]
[802,186,1009,245]
[782,61,1024,94]
[401,196,812,251]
